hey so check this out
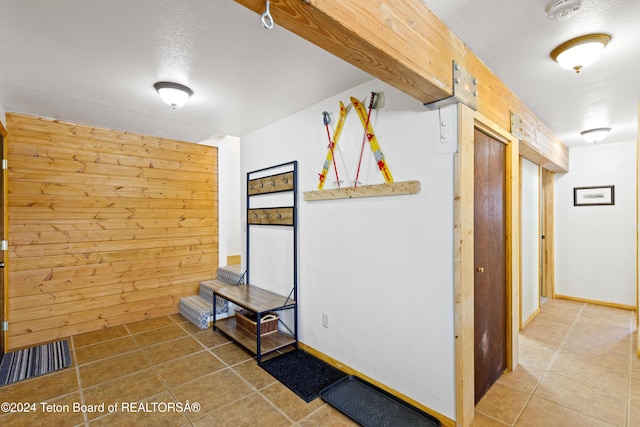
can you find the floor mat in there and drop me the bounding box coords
[259,349,347,402]
[0,340,72,386]
[320,376,440,426]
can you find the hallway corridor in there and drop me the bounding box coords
[473,299,638,426]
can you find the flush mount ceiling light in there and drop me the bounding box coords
[153,81,193,108]
[550,34,611,73]
[580,127,611,143]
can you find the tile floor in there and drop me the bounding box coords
[0,314,357,426]
[0,299,637,426]
[473,299,639,427]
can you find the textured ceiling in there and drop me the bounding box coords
[1,0,638,148]
[423,0,640,147]
[0,0,371,142]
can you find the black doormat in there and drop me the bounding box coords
[321,376,440,426]
[259,350,347,402]
[0,340,72,386]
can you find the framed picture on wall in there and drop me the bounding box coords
[573,185,615,206]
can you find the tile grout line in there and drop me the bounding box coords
[229,363,298,425]
[226,355,339,427]
[45,315,332,426]
[171,349,249,424]
[162,332,278,424]
[176,310,311,425]
[176,327,309,426]
[81,317,201,426]
[142,315,271,425]
[510,302,587,426]
[126,317,198,427]
[69,335,89,426]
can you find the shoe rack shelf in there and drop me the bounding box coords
[213,161,298,363]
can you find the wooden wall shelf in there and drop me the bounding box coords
[304,180,420,201]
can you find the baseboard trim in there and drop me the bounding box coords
[554,294,636,311]
[298,342,455,427]
[521,307,540,330]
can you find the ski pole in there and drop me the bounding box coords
[323,111,341,189]
[354,92,376,188]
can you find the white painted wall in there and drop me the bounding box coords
[555,140,637,306]
[199,135,242,266]
[241,79,457,419]
[521,158,540,324]
[0,102,5,128]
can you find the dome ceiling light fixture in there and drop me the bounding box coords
[550,33,611,73]
[153,81,193,108]
[580,127,612,143]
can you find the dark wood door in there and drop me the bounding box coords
[474,128,506,403]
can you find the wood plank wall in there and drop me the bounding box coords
[5,113,218,350]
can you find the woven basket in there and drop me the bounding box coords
[235,309,279,336]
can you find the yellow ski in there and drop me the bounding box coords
[350,96,394,183]
[318,101,348,190]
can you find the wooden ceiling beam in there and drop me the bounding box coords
[234,0,568,172]
[234,0,453,104]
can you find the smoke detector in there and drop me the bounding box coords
[546,0,581,20]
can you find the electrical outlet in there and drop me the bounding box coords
[322,312,329,328]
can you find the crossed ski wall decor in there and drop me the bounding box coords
[308,92,420,202]
[317,92,393,190]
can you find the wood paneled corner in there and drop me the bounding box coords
[5,113,218,349]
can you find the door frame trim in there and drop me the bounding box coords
[454,105,520,426]
[541,169,555,300]
[636,103,639,357]
[0,120,6,355]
